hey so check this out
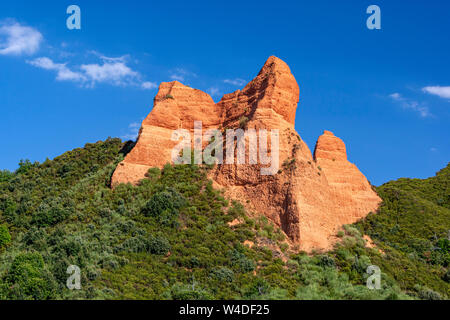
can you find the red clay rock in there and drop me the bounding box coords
[111,56,381,251]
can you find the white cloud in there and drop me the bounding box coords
[0,22,42,56]
[224,78,246,86]
[27,57,86,82]
[208,87,221,97]
[389,93,431,118]
[422,86,450,99]
[169,68,197,82]
[141,81,157,90]
[121,122,141,141]
[80,61,138,86]
[170,74,184,81]
[389,93,401,100]
[28,56,155,89]
[89,50,129,63]
[0,22,156,90]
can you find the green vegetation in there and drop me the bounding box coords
[0,224,11,249]
[238,116,249,129]
[282,158,297,172]
[0,138,448,299]
[357,164,450,298]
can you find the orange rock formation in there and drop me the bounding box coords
[111,56,381,251]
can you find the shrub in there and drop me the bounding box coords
[15,159,39,175]
[4,252,56,299]
[210,267,234,282]
[418,287,442,300]
[141,188,187,225]
[100,254,129,270]
[0,224,11,248]
[170,283,212,300]
[229,249,255,273]
[238,116,249,129]
[118,236,148,253]
[318,255,336,268]
[443,269,450,283]
[148,235,170,255]
[0,170,13,183]
[32,204,69,227]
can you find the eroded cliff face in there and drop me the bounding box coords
[111,56,381,251]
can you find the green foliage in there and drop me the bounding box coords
[31,203,70,227]
[238,116,249,129]
[282,158,297,172]
[141,188,186,226]
[210,267,234,282]
[0,224,11,248]
[357,163,450,298]
[170,282,213,300]
[2,252,56,300]
[229,249,256,273]
[0,170,13,183]
[0,139,447,300]
[148,235,170,255]
[16,159,39,175]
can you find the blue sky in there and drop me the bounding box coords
[0,0,449,185]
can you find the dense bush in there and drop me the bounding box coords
[0,139,447,300]
[31,203,70,227]
[358,163,450,298]
[0,170,13,183]
[229,249,256,273]
[148,235,170,255]
[0,224,11,248]
[141,188,187,226]
[2,252,56,299]
[210,267,234,282]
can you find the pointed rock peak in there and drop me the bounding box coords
[314,130,348,161]
[112,57,382,253]
[258,55,293,76]
[220,55,300,125]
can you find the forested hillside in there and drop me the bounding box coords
[0,139,448,299]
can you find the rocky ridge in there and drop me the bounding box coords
[111,56,381,251]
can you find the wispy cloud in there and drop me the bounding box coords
[27,57,86,82]
[0,21,42,56]
[170,74,185,81]
[141,81,157,90]
[27,55,156,89]
[169,68,196,82]
[80,60,138,86]
[208,87,221,97]
[121,122,141,141]
[389,93,431,118]
[1,21,157,90]
[224,78,246,86]
[422,86,450,99]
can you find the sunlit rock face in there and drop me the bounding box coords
[111,56,381,252]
